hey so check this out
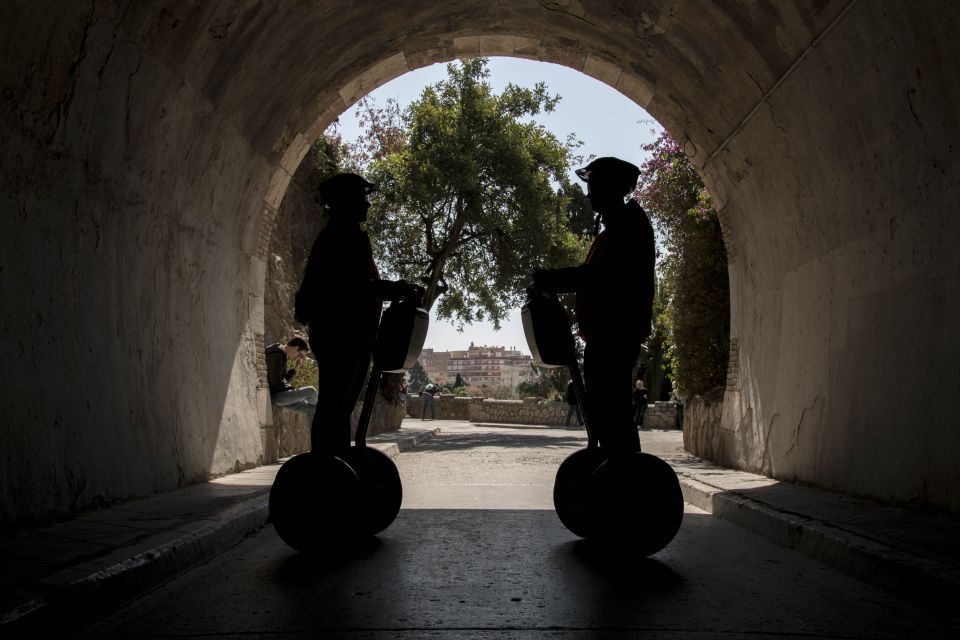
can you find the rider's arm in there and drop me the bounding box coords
[533,265,585,293]
[369,278,419,302]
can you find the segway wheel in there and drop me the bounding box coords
[589,452,684,555]
[344,446,403,536]
[553,447,608,539]
[269,452,362,553]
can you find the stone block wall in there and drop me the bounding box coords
[643,402,683,430]
[405,395,570,425]
[682,391,725,461]
[273,409,311,459]
[273,394,405,458]
[470,398,569,426]
[404,395,472,420]
[403,395,683,429]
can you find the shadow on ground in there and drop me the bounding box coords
[408,431,586,453]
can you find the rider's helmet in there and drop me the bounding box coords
[575,157,640,197]
[317,172,378,206]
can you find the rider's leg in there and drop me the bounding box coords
[583,338,643,453]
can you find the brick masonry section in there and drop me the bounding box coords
[254,333,267,389]
[726,337,739,391]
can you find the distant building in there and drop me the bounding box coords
[418,348,451,385]
[447,343,535,395]
[415,343,535,395]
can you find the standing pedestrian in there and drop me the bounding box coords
[565,379,584,427]
[399,382,409,416]
[632,379,649,427]
[421,383,437,420]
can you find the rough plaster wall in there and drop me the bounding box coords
[265,147,327,346]
[2,0,959,525]
[715,3,960,509]
[0,2,270,524]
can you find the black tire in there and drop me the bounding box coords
[553,447,608,538]
[589,452,684,555]
[269,452,362,553]
[344,446,403,536]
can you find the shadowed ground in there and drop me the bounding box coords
[79,424,953,639]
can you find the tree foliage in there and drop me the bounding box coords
[310,130,356,180]
[407,360,429,393]
[636,132,729,400]
[290,356,319,391]
[356,58,590,326]
[517,363,568,400]
[636,282,672,402]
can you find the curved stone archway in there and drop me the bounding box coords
[2,1,958,525]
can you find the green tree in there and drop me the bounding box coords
[517,363,568,400]
[636,132,729,400]
[358,58,590,325]
[635,281,671,401]
[407,360,429,393]
[290,356,319,392]
[311,129,356,179]
[454,373,465,388]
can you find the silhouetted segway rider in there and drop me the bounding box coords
[533,157,655,454]
[295,173,417,455]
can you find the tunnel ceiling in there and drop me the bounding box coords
[244,0,851,221]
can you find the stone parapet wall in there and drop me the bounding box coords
[683,393,725,460]
[273,394,405,458]
[471,398,569,426]
[404,395,472,420]
[405,395,570,425]
[273,409,311,459]
[644,401,683,430]
[403,395,683,429]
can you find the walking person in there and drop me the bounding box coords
[565,378,583,427]
[632,379,649,428]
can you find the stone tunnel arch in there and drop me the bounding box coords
[2,1,958,525]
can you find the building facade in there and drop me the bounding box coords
[418,348,451,386]
[445,343,535,395]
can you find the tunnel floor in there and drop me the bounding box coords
[77,424,954,639]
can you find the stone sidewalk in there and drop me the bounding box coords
[2,420,958,633]
[0,425,440,631]
[636,429,960,617]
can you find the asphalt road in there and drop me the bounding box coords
[79,424,953,639]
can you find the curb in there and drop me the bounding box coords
[370,427,440,459]
[676,473,960,617]
[4,493,272,636]
[2,428,441,634]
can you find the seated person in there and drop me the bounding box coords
[265,337,318,416]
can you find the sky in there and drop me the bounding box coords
[333,56,661,353]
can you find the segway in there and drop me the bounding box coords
[269,293,428,553]
[521,289,683,555]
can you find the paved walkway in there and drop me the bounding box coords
[2,420,958,633]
